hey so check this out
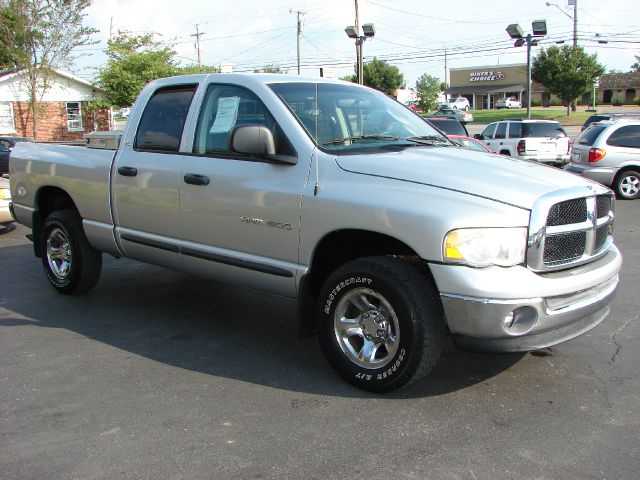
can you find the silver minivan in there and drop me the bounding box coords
[565,120,640,200]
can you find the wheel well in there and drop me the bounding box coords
[500,149,511,156]
[32,187,77,257]
[297,229,429,338]
[614,166,640,182]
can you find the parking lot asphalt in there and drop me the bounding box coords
[1,202,639,480]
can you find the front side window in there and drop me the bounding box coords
[135,85,197,152]
[481,123,497,140]
[66,102,83,131]
[193,84,292,157]
[606,125,640,148]
[269,82,447,153]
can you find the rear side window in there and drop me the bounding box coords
[494,122,507,139]
[575,125,607,145]
[135,85,198,152]
[606,125,640,148]
[522,123,566,138]
[508,122,522,138]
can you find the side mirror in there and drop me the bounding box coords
[230,125,276,156]
[474,134,482,140]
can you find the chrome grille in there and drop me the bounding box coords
[546,198,587,226]
[527,187,615,272]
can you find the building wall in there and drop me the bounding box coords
[11,101,109,141]
[450,64,527,87]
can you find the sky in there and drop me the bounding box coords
[74,0,640,87]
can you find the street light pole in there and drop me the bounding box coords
[526,34,532,119]
[507,21,546,120]
[572,0,578,46]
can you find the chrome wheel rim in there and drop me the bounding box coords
[333,287,400,369]
[620,174,640,197]
[46,228,72,280]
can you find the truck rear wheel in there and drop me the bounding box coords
[317,256,445,393]
[41,209,102,294]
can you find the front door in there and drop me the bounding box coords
[179,83,307,297]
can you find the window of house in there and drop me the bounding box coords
[0,102,15,134]
[66,102,83,131]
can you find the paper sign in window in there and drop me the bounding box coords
[210,96,240,134]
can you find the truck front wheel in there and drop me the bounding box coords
[41,209,102,294]
[317,256,445,392]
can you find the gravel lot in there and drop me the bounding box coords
[1,201,638,480]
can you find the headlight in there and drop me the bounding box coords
[0,188,10,200]
[443,227,527,267]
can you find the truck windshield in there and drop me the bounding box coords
[269,82,448,153]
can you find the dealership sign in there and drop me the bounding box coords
[469,71,505,82]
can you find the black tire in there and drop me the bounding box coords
[317,256,445,393]
[614,170,640,200]
[500,150,511,156]
[41,209,102,294]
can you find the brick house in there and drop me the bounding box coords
[0,68,110,141]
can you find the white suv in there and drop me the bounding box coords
[440,97,470,111]
[476,119,570,166]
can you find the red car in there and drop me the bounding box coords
[406,101,422,113]
[447,135,492,153]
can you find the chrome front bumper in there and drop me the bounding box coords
[431,246,622,352]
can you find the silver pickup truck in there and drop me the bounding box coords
[9,74,622,392]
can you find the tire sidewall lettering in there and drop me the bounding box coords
[322,272,412,384]
[323,276,373,315]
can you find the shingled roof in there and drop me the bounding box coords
[599,72,640,89]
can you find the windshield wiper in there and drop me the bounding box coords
[322,135,403,145]
[405,135,451,146]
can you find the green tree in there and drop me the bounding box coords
[178,64,220,75]
[253,64,282,73]
[415,73,442,112]
[98,32,178,107]
[632,55,640,72]
[532,45,605,116]
[0,0,97,139]
[341,58,405,95]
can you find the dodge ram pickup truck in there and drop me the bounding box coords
[9,74,622,392]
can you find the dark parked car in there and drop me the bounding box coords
[0,137,33,174]
[581,113,640,131]
[424,117,469,136]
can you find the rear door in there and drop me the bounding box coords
[112,83,198,269]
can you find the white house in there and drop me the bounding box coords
[0,68,108,141]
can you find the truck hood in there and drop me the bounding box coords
[334,146,592,209]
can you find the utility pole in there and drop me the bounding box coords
[290,10,305,75]
[191,24,205,67]
[355,0,362,84]
[444,48,448,99]
[109,17,113,40]
[572,0,578,46]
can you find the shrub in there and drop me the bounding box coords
[634,97,640,106]
[611,97,623,106]
[531,99,541,107]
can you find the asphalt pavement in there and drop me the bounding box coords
[1,202,639,480]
